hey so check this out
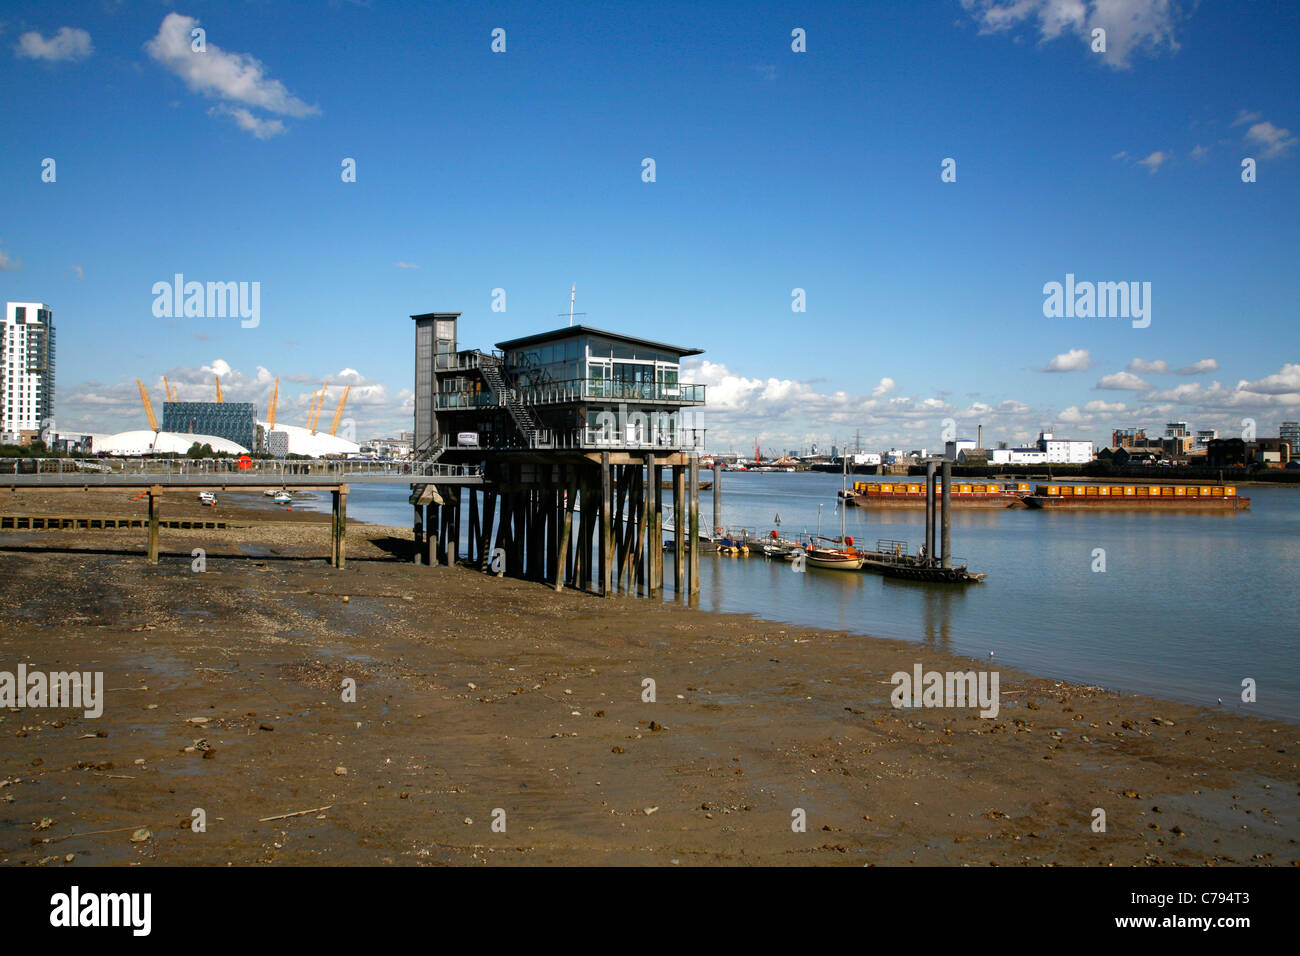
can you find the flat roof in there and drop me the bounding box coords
[410,312,462,321]
[495,324,703,357]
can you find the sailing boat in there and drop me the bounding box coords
[805,456,865,570]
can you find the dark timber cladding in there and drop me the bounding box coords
[410,312,707,597]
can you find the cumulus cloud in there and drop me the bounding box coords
[16,27,92,62]
[0,247,19,271]
[1127,358,1169,374]
[1096,371,1151,390]
[146,13,318,138]
[1231,109,1262,127]
[1085,400,1126,413]
[1043,348,1091,372]
[960,0,1181,68]
[1243,121,1297,160]
[1243,364,1300,396]
[1175,358,1217,375]
[871,377,897,397]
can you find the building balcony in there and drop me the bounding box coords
[434,378,705,409]
[444,426,706,453]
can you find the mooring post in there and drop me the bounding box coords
[644,453,656,594]
[601,453,613,596]
[425,502,437,566]
[147,484,161,565]
[940,461,951,569]
[925,461,936,566]
[336,484,348,569]
[673,465,685,594]
[651,460,663,595]
[712,461,722,539]
[688,455,700,595]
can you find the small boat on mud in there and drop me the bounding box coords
[197,491,216,507]
[273,491,293,505]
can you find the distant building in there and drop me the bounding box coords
[2,302,56,439]
[1195,429,1217,447]
[1112,427,1146,448]
[1037,431,1093,464]
[267,430,290,457]
[1165,422,1190,438]
[162,401,257,451]
[944,438,976,460]
[991,446,1048,465]
[1280,422,1299,458]
[1253,438,1290,468]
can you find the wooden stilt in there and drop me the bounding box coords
[335,485,348,570]
[601,453,612,596]
[651,462,663,595]
[147,485,161,565]
[556,477,575,591]
[413,503,425,565]
[688,456,700,595]
[636,457,651,594]
[673,466,685,593]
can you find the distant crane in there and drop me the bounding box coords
[136,380,159,432]
[215,375,223,403]
[306,388,322,431]
[162,376,177,402]
[328,385,351,436]
[266,378,279,430]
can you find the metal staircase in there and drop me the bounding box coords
[479,355,542,444]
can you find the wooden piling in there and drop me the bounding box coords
[688,456,699,595]
[601,453,613,596]
[555,477,574,591]
[673,465,685,593]
[147,485,161,565]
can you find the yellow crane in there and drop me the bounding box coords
[136,380,159,432]
[267,378,279,430]
[306,387,321,431]
[310,380,328,434]
[162,375,177,402]
[328,385,351,436]
[215,375,223,403]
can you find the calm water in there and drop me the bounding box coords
[298,473,1300,722]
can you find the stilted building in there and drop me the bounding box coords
[410,312,707,596]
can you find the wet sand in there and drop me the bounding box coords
[0,489,1295,866]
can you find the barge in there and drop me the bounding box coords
[845,481,1030,509]
[1023,483,1250,511]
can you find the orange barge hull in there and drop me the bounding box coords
[845,494,1027,509]
[1023,495,1250,511]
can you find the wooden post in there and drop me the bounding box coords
[467,488,480,566]
[336,484,348,570]
[636,457,651,594]
[425,503,437,566]
[147,485,161,565]
[449,486,461,566]
[651,462,663,595]
[673,465,685,593]
[413,502,425,565]
[688,456,700,595]
[478,491,496,570]
[601,453,613,596]
[555,477,575,591]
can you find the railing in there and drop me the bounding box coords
[525,427,706,451]
[434,349,503,371]
[0,457,482,480]
[434,378,706,409]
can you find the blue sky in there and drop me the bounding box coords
[1,0,1296,453]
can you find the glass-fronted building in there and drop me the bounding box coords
[162,401,257,452]
[413,313,706,458]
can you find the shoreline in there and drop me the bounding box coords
[0,507,1295,865]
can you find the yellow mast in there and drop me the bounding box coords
[328,385,351,436]
[307,388,321,431]
[267,378,279,430]
[215,375,223,403]
[162,375,176,402]
[136,380,159,431]
[310,380,328,434]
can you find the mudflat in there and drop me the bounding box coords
[0,489,1294,866]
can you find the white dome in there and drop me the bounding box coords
[260,422,360,457]
[96,430,250,456]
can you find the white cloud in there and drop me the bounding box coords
[1175,358,1217,375]
[0,247,19,271]
[16,26,92,62]
[960,0,1180,68]
[1058,405,1088,423]
[1244,121,1297,160]
[1126,358,1169,374]
[70,264,84,280]
[208,104,285,139]
[1084,400,1126,413]
[395,262,420,270]
[1043,348,1091,372]
[1136,150,1170,173]
[1244,364,1300,395]
[871,377,897,397]
[1189,144,1208,161]
[146,13,318,138]
[1231,109,1262,128]
[1096,371,1151,390]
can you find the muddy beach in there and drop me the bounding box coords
[0,489,1294,866]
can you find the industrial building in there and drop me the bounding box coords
[162,401,258,452]
[2,301,56,443]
